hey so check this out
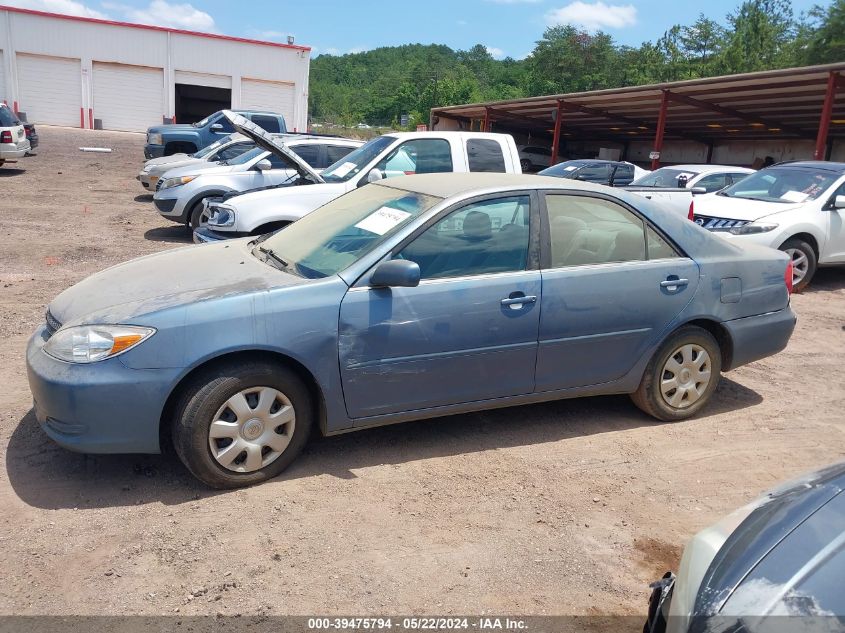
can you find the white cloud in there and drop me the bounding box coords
[115,0,215,31]
[348,46,369,54]
[545,1,637,30]
[486,46,505,59]
[3,0,107,19]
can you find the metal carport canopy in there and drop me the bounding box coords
[430,62,845,169]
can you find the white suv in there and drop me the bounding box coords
[0,104,30,167]
[693,161,845,290]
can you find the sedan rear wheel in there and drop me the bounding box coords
[631,326,721,421]
[172,361,312,488]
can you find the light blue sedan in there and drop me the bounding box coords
[26,173,796,488]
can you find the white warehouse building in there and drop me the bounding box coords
[0,5,311,132]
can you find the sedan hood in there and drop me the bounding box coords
[693,194,806,221]
[144,154,196,169]
[49,241,303,326]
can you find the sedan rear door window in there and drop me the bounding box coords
[545,195,646,268]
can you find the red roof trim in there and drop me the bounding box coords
[0,4,311,52]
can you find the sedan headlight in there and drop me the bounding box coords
[44,325,156,364]
[729,222,778,235]
[207,204,235,227]
[148,133,163,145]
[160,175,197,190]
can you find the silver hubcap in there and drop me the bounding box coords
[784,248,808,285]
[208,387,295,473]
[660,344,712,409]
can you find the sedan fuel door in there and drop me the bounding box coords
[536,192,700,392]
[339,193,542,420]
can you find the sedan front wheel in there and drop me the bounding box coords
[172,361,313,488]
[631,326,722,421]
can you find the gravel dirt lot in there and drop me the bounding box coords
[1,126,843,620]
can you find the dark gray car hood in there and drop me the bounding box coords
[49,241,304,326]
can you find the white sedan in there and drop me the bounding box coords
[692,161,845,290]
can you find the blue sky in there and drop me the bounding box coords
[6,0,829,59]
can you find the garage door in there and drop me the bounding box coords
[241,79,295,127]
[0,50,6,105]
[17,54,81,126]
[175,70,231,89]
[93,62,163,132]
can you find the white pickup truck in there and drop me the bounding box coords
[194,130,523,242]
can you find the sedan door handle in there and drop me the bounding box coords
[501,295,537,306]
[660,278,689,289]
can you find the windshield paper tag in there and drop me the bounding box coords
[562,166,577,171]
[332,161,357,177]
[355,207,411,235]
[780,190,809,203]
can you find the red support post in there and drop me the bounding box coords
[482,107,491,133]
[550,100,563,167]
[651,91,669,170]
[814,72,838,161]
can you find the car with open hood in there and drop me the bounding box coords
[28,173,795,488]
[152,112,360,230]
[692,161,845,291]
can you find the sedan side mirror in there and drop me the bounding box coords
[834,195,845,210]
[370,260,420,288]
[255,159,272,171]
[210,123,224,133]
[691,186,707,195]
[367,168,384,183]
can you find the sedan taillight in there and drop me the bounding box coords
[0,130,12,143]
[785,260,793,295]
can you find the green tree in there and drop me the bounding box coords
[721,0,796,72]
[802,0,845,64]
[680,14,726,76]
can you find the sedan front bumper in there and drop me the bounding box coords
[26,325,181,454]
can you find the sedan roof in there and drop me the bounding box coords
[375,172,744,261]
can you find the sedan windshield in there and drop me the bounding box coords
[255,184,442,279]
[322,136,395,183]
[224,147,266,166]
[718,167,839,203]
[539,161,590,177]
[194,135,233,158]
[632,168,699,188]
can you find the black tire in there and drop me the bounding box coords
[779,238,817,293]
[188,198,210,230]
[520,158,532,171]
[631,326,722,422]
[171,360,313,489]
